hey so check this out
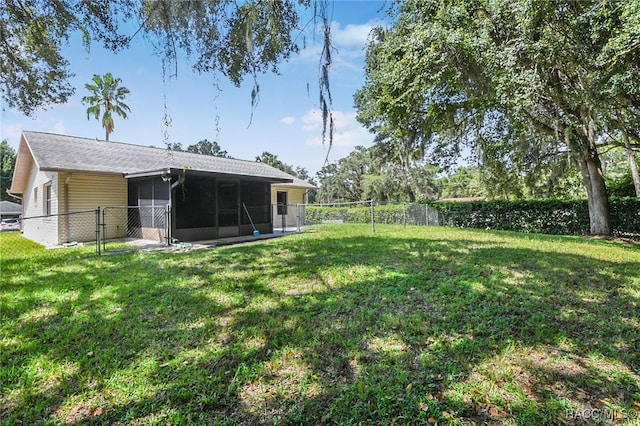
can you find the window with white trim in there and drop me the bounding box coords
[276,191,288,215]
[44,183,52,216]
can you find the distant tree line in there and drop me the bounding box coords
[1,140,16,202]
[167,139,230,158]
[313,145,636,204]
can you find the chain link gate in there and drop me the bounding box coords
[273,203,308,233]
[101,205,170,253]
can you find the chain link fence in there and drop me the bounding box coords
[300,200,639,237]
[373,202,444,226]
[3,206,170,256]
[1,201,448,256]
[302,201,445,231]
[22,210,100,248]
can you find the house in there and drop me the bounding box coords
[271,178,316,229]
[0,200,22,220]
[9,131,298,246]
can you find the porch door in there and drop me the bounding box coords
[218,181,239,237]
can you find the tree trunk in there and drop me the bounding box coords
[577,154,612,235]
[622,131,640,197]
[573,115,612,236]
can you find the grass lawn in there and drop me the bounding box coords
[1,225,639,425]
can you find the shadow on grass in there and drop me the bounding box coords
[1,227,639,424]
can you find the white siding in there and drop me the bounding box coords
[21,167,59,246]
[22,168,59,217]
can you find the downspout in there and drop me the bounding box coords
[168,178,181,245]
[163,170,180,245]
[64,174,71,242]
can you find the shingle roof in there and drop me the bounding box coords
[273,177,317,189]
[22,131,295,182]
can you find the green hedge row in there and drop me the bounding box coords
[431,198,640,236]
[305,199,640,237]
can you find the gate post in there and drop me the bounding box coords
[102,207,108,253]
[165,204,171,246]
[95,207,101,255]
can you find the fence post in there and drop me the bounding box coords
[296,203,301,232]
[102,207,107,253]
[370,200,375,233]
[281,204,286,233]
[95,207,101,255]
[403,204,407,228]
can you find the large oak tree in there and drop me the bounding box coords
[355,0,640,235]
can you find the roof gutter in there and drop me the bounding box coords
[123,168,172,179]
[5,189,22,202]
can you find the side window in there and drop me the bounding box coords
[277,191,288,215]
[44,184,52,216]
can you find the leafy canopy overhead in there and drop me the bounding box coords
[357,0,640,157]
[1,0,334,142]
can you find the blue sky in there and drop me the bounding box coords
[1,1,389,176]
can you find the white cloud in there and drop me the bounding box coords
[280,116,295,125]
[332,22,375,49]
[301,109,323,131]
[299,108,373,149]
[51,121,66,135]
[298,20,378,68]
[1,123,23,147]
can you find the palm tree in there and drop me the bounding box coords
[82,73,130,141]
